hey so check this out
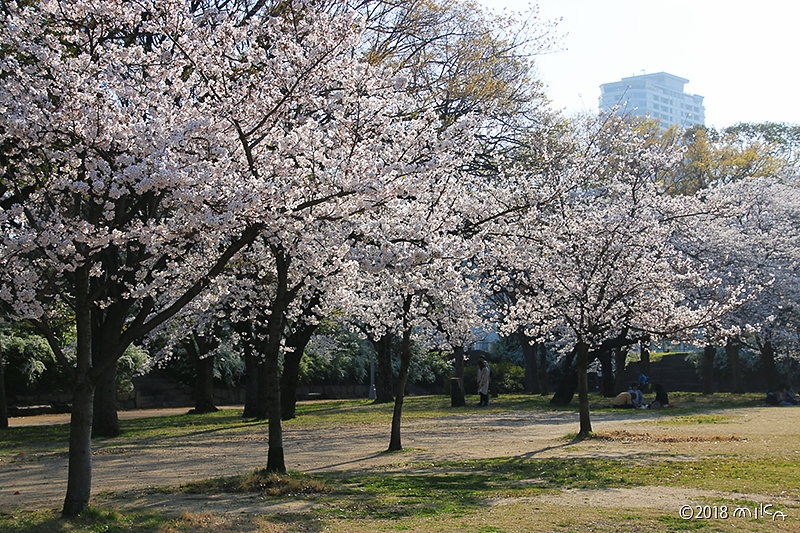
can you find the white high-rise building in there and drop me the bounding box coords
[599,72,705,128]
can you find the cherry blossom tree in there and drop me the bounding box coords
[349,246,486,450]
[345,151,486,450]
[493,114,729,437]
[210,222,363,470]
[1,0,462,514]
[147,275,243,415]
[0,0,257,514]
[661,120,800,391]
[677,177,800,392]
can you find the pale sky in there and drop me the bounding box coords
[481,0,800,129]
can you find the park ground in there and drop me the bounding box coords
[0,393,798,532]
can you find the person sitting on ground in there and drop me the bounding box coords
[649,383,669,409]
[780,384,798,406]
[612,390,634,409]
[628,383,644,408]
[766,388,781,406]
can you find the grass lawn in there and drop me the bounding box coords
[1,392,796,533]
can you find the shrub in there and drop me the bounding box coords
[462,361,525,394]
[1,331,59,396]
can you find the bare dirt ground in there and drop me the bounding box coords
[2,403,799,517]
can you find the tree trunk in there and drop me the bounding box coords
[63,380,95,517]
[281,322,318,420]
[537,342,549,395]
[264,345,284,472]
[92,363,120,437]
[0,340,8,429]
[454,345,465,379]
[550,347,577,405]
[264,244,289,473]
[388,297,413,451]
[759,341,781,393]
[189,331,220,414]
[702,345,715,394]
[255,355,269,420]
[280,347,302,421]
[725,337,744,394]
[193,354,218,414]
[373,334,395,404]
[639,336,651,378]
[613,345,628,396]
[599,348,614,397]
[519,331,539,394]
[450,345,465,407]
[91,304,128,438]
[576,341,592,438]
[241,323,259,418]
[63,275,94,517]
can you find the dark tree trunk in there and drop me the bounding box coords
[639,336,651,379]
[608,329,629,396]
[0,341,8,429]
[702,344,716,394]
[388,296,413,451]
[537,342,549,395]
[281,321,318,420]
[454,344,465,379]
[373,334,395,404]
[576,341,592,438]
[255,354,269,420]
[63,379,95,517]
[91,304,129,438]
[63,274,94,517]
[598,348,614,397]
[550,347,578,405]
[92,363,120,437]
[725,337,744,394]
[613,345,628,396]
[759,341,781,392]
[185,332,219,414]
[264,341,284,472]
[280,347,302,421]
[518,331,539,394]
[264,244,290,473]
[238,321,259,419]
[450,345,465,407]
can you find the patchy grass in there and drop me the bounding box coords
[0,508,171,533]
[177,469,333,497]
[0,393,766,459]
[0,409,264,458]
[654,414,734,425]
[592,430,743,443]
[0,424,71,457]
[110,409,265,441]
[3,460,797,533]
[127,455,798,521]
[3,502,795,533]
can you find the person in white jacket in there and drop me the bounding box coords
[477,358,490,406]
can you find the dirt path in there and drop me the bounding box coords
[5,406,203,427]
[2,404,798,516]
